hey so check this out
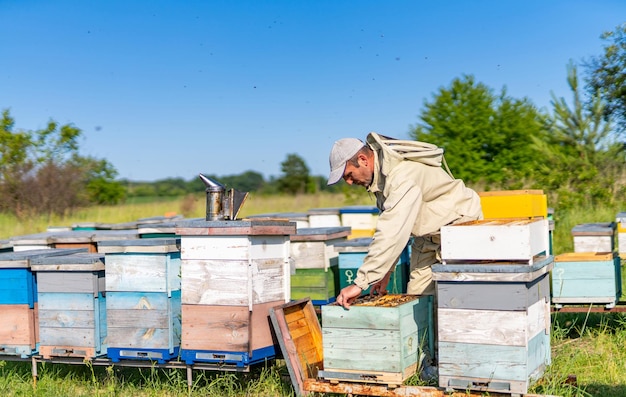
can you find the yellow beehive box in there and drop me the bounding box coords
[479,190,548,219]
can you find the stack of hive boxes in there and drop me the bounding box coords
[618,212,626,259]
[338,205,379,239]
[553,221,621,309]
[434,190,552,395]
[0,249,84,358]
[98,238,182,363]
[175,219,294,366]
[30,251,107,360]
[289,226,350,305]
[307,207,342,228]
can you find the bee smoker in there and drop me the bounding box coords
[198,174,249,221]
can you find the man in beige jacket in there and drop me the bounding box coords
[328,132,483,309]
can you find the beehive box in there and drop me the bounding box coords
[478,189,548,219]
[10,232,54,251]
[98,238,182,363]
[432,256,552,395]
[49,230,99,253]
[290,227,350,304]
[572,222,616,253]
[0,249,87,357]
[616,212,626,258]
[339,205,379,239]
[552,252,621,309]
[441,218,550,264]
[334,237,408,295]
[137,217,203,238]
[176,219,294,366]
[247,212,310,229]
[307,207,341,228]
[30,252,107,359]
[319,294,433,387]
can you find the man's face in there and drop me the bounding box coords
[342,156,372,187]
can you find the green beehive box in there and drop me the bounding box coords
[290,260,339,305]
[319,294,433,387]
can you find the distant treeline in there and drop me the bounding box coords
[121,170,342,198]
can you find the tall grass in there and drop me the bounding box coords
[0,193,624,396]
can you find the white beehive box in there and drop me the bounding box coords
[441,218,549,264]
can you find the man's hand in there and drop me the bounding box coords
[370,270,392,296]
[336,284,362,309]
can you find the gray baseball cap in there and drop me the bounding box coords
[327,138,365,185]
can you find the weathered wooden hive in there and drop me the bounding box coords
[618,211,626,259]
[176,218,294,366]
[98,237,182,363]
[333,237,409,295]
[30,251,107,360]
[319,294,434,387]
[0,248,85,358]
[307,207,341,228]
[435,217,552,395]
[552,252,622,309]
[571,222,617,253]
[289,226,350,305]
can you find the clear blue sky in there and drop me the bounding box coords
[2,1,624,182]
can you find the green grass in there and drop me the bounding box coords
[0,193,625,396]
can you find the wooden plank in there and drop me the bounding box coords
[438,331,549,382]
[438,299,547,346]
[106,291,180,349]
[302,378,552,397]
[290,227,350,242]
[182,258,288,306]
[181,304,249,352]
[39,345,98,360]
[105,253,180,293]
[36,272,102,294]
[53,242,97,253]
[180,235,288,260]
[555,252,616,262]
[0,305,36,347]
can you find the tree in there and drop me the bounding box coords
[585,23,626,136]
[533,62,625,209]
[0,109,125,217]
[277,153,311,195]
[411,75,548,188]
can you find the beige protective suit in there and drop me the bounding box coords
[352,132,483,295]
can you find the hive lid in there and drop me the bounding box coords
[339,205,380,215]
[30,252,105,271]
[0,248,88,268]
[571,222,616,236]
[290,227,351,241]
[98,237,180,253]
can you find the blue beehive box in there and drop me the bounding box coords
[334,237,409,295]
[552,252,622,309]
[98,238,181,363]
[30,252,107,360]
[0,249,85,358]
